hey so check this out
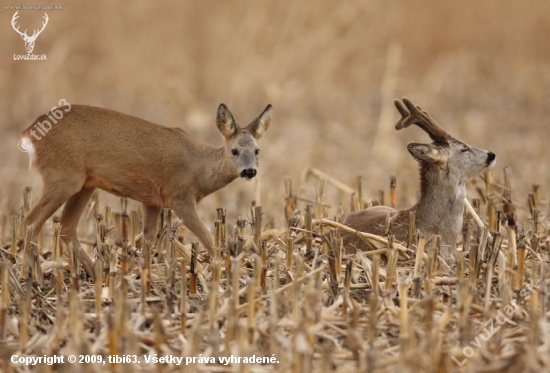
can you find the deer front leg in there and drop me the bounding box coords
[142,204,161,245]
[172,200,215,254]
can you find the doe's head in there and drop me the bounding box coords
[395,98,496,183]
[216,103,272,180]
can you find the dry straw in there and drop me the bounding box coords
[0,166,548,372]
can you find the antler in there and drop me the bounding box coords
[11,12,48,40]
[394,97,451,143]
[30,13,48,39]
[11,11,27,38]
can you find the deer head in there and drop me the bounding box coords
[216,103,272,180]
[395,97,496,183]
[11,11,49,54]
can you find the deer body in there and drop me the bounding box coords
[23,103,272,277]
[343,98,495,253]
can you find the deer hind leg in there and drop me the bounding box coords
[60,186,96,278]
[22,173,89,272]
[23,177,84,245]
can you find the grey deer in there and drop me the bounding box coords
[343,98,496,253]
[22,103,272,277]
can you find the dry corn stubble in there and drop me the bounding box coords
[0,165,548,372]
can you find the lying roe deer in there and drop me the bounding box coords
[343,98,496,254]
[22,103,272,277]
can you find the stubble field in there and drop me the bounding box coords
[1,1,550,372]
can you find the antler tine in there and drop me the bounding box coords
[33,13,49,38]
[11,11,27,37]
[394,97,451,143]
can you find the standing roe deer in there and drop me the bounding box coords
[343,98,495,253]
[22,103,272,276]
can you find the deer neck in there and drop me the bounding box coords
[194,146,239,199]
[414,164,466,244]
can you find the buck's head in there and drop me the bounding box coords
[395,98,496,184]
[216,103,272,180]
[11,11,48,54]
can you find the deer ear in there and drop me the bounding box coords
[407,143,446,164]
[216,103,237,139]
[247,104,272,139]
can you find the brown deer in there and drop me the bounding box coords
[22,103,272,276]
[343,98,495,254]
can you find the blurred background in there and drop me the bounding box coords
[1,0,549,229]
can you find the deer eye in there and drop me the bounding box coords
[461,147,469,153]
[231,149,239,156]
[255,149,260,156]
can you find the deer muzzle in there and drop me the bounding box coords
[486,152,496,167]
[240,168,257,180]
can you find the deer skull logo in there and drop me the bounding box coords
[11,11,49,54]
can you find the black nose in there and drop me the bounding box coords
[486,152,496,165]
[240,168,257,179]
